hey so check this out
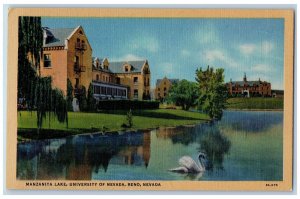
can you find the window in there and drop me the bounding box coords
[158,88,160,91]
[76,38,80,48]
[116,77,121,84]
[81,40,86,50]
[134,89,138,99]
[164,87,167,91]
[44,54,51,67]
[125,66,129,72]
[96,74,99,81]
[75,56,79,66]
[134,77,138,84]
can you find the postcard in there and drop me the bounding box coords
[6,7,294,191]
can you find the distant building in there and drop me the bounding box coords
[154,77,179,101]
[271,90,284,98]
[226,73,271,97]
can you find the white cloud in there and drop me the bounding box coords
[261,41,274,54]
[195,25,220,45]
[180,49,191,57]
[202,49,238,68]
[110,54,145,62]
[159,62,173,76]
[239,43,256,55]
[129,36,159,53]
[251,63,272,73]
[238,41,275,57]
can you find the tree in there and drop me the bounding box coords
[196,66,227,120]
[87,83,97,112]
[77,86,88,112]
[166,79,199,110]
[67,79,73,111]
[18,16,68,133]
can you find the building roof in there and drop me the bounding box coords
[109,60,146,74]
[228,80,269,87]
[42,27,75,47]
[156,78,179,86]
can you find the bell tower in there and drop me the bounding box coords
[243,73,247,82]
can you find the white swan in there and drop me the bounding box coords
[169,152,208,173]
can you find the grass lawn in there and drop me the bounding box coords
[226,97,284,110]
[18,109,209,140]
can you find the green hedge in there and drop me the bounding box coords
[97,100,159,110]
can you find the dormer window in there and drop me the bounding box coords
[124,64,132,72]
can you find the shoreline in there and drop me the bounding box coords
[17,120,210,142]
[17,108,282,142]
[226,108,283,112]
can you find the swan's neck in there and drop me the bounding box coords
[198,158,205,172]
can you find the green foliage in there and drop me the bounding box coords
[87,83,97,112]
[97,100,159,110]
[196,66,228,120]
[123,109,133,128]
[166,79,199,110]
[77,86,88,111]
[18,16,68,132]
[18,109,209,140]
[67,79,73,111]
[142,92,151,100]
[226,97,283,110]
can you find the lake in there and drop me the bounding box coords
[17,111,283,181]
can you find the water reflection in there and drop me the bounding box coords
[198,126,231,170]
[221,111,283,132]
[157,123,231,171]
[17,131,151,180]
[17,111,283,181]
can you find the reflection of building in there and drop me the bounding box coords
[154,77,179,101]
[40,26,151,101]
[226,73,271,97]
[111,131,151,168]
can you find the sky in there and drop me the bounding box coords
[42,17,284,89]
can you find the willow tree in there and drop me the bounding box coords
[18,16,68,133]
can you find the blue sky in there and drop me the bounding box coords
[42,17,284,89]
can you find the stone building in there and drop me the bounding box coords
[154,77,179,101]
[40,26,93,96]
[40,25,151,102]
[226,73,271,97]
[92,58,151,100]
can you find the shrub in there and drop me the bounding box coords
[97,100,159,110]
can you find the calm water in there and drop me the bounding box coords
[17,111,283,181]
